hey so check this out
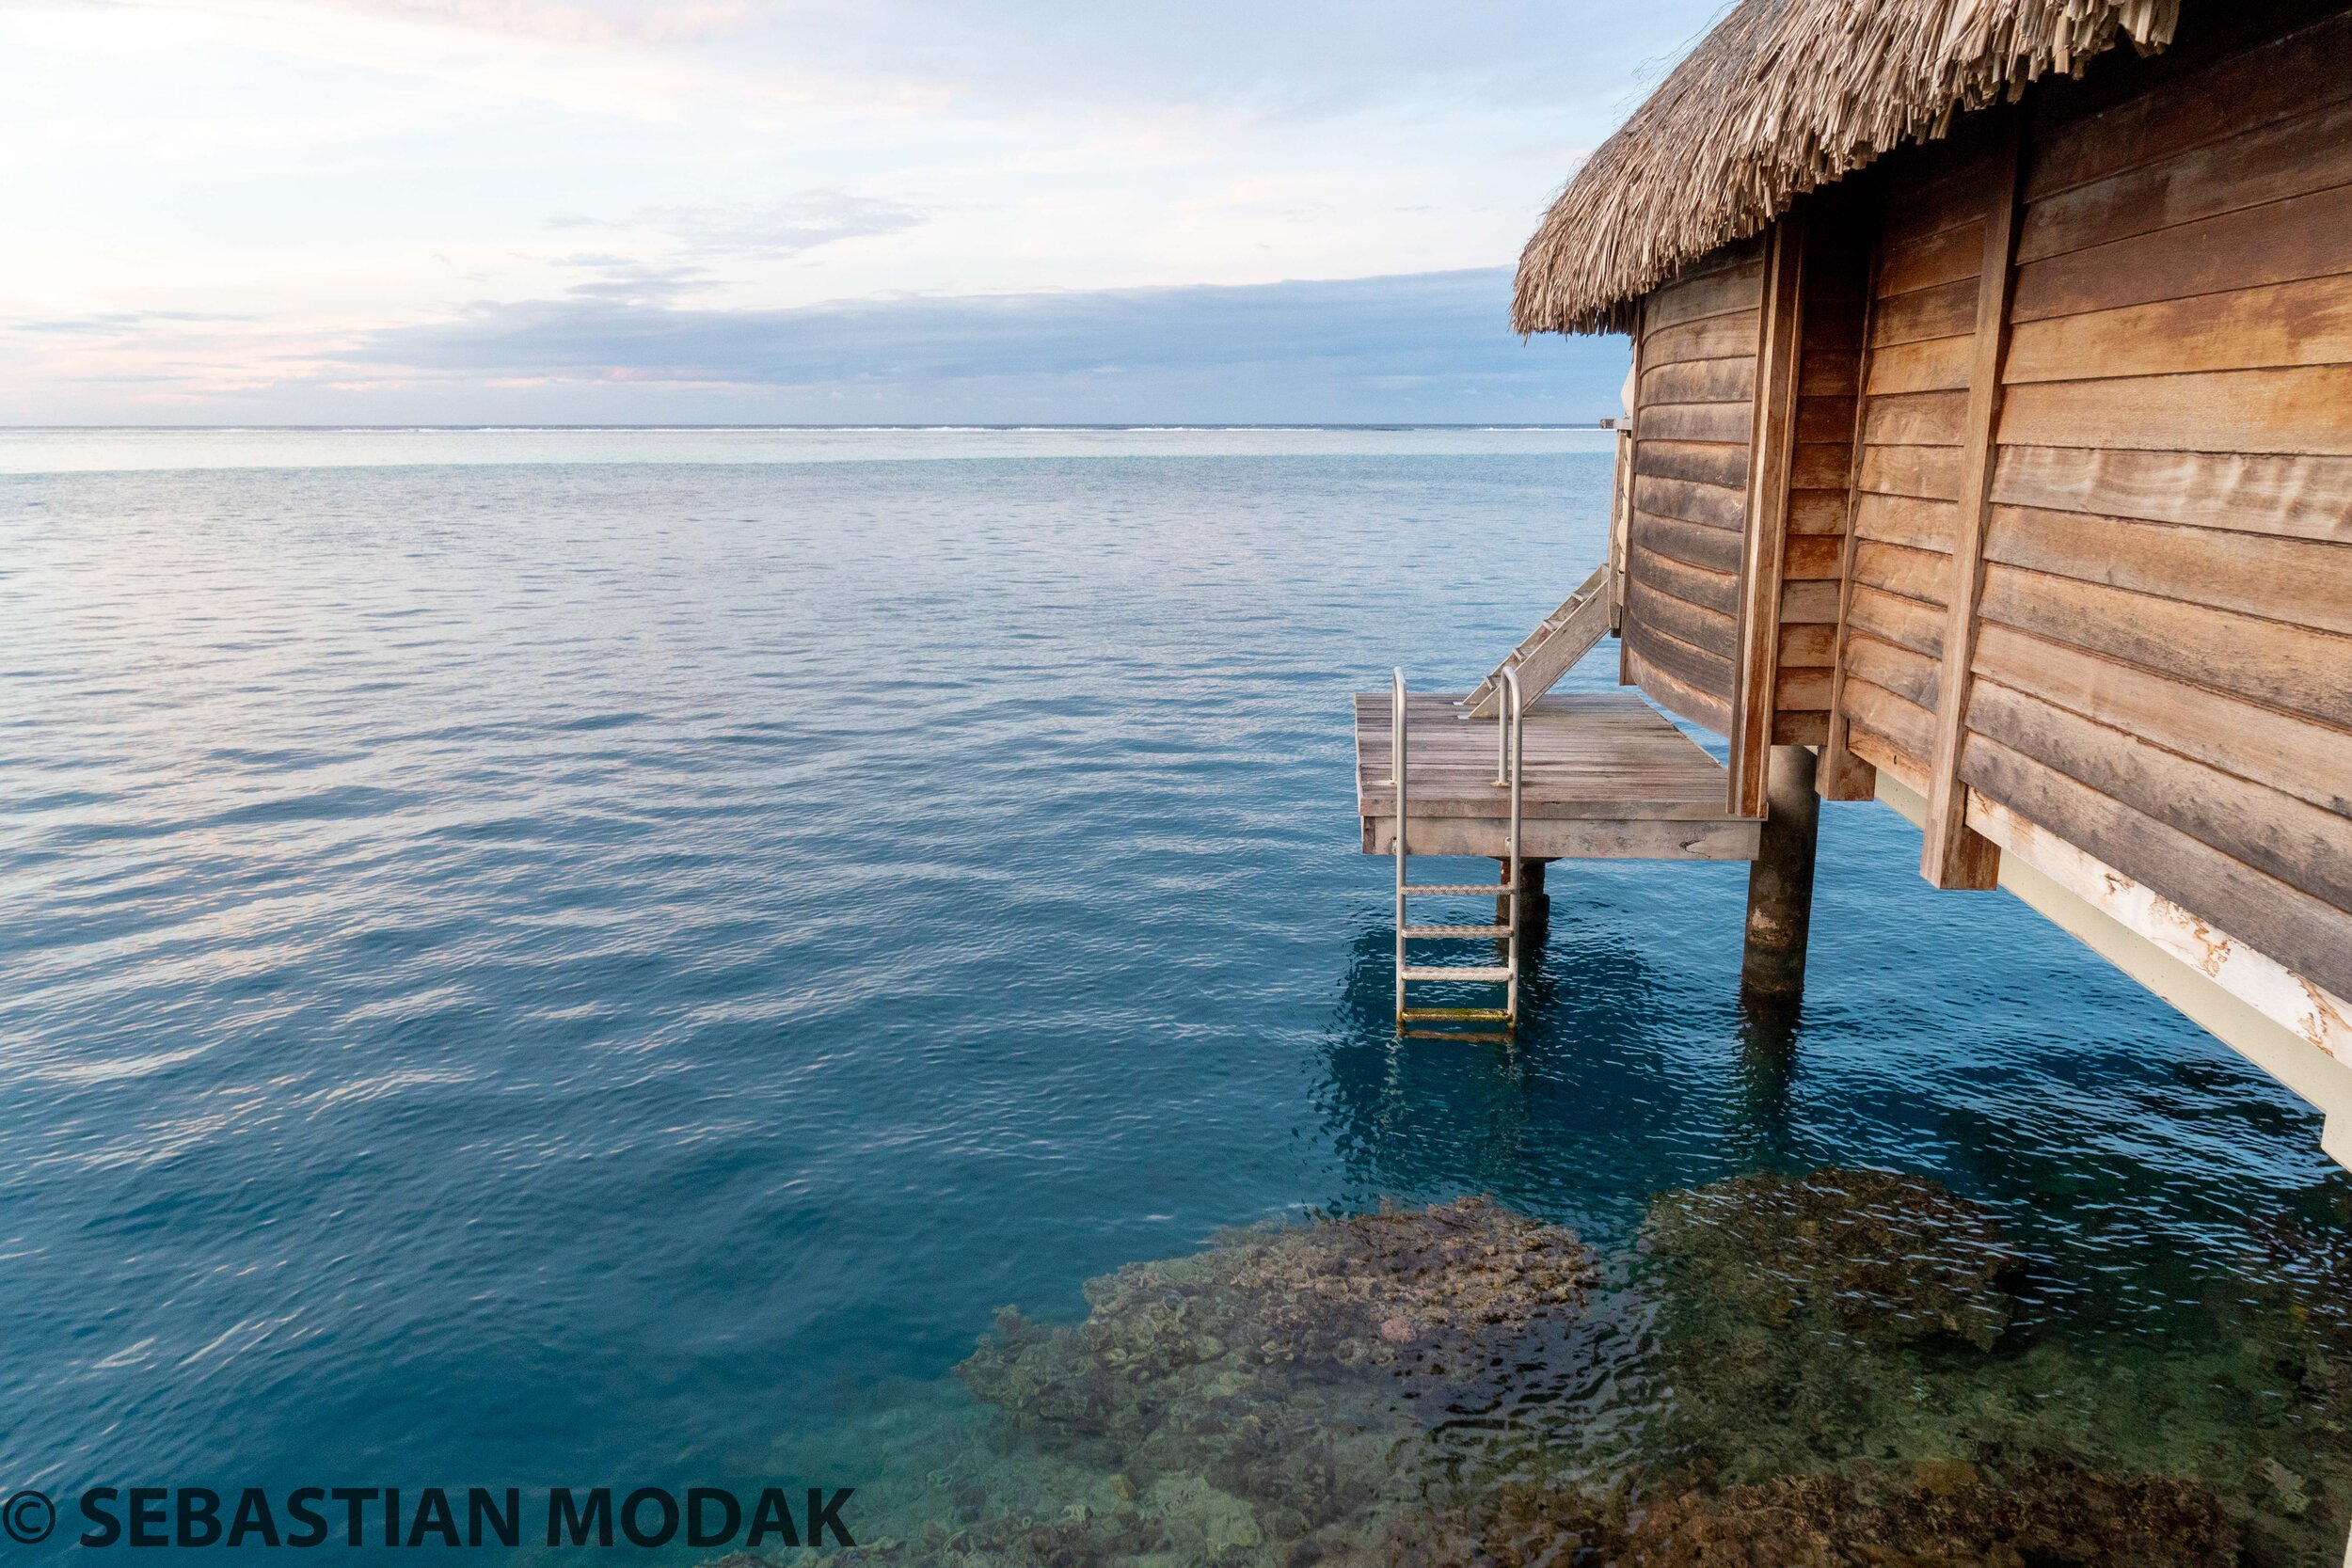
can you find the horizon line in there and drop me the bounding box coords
[3,421,1618,435]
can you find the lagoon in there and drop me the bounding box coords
[0,428,2343,1562]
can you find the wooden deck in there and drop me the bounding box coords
[1355,689,1761,860]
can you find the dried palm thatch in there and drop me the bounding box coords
[1514,0,2180,334]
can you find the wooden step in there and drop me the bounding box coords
[1402,882,1502,895]
[1400,1006,1512,1024]
[1463,563,1612,719]
[1402,923,1510,938]
[1399,965,1513,983]
[1465,572,1601,706]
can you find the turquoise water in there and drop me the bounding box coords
[1,428,2345,1562]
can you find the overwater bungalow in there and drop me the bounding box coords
[1358,0,2352,1204]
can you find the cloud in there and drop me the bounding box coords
[546,254,721,304]
[323,0,761,47]
[319,266,1628,421]
[105,0,1725,119]
[541,190,930,265]
[638,191,929,257]
[10,310,253,335]
[6,1,1704,422]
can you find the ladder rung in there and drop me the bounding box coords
[1402,882,1502,896]
[1401,1007,1512,1023]
[1403,924,1509,939]
[1399,965,1513,983]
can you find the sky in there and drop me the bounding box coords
[3,0,1728,424]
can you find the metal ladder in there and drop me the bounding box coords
[1391,666,1523,1032]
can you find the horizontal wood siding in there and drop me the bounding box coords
[1832,123,2005,783]
[1628,237,1763,736]
[1953,8,2352,998]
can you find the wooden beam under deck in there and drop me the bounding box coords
[1355,689,1761,861]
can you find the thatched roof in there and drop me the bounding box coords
[1515,0,2180,335]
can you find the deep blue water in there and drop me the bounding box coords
[0,429,2343,1560]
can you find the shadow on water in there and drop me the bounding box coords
[1311,888,1821,1229]
[1311,907,1680,1218]
[1727,989,1804,1172]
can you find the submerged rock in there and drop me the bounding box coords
[954,1196,1598,1542]
[1399,1460,2238,1567]
[1646,1167,2016,1350]
[745,1179,2336,1566]
[1627,1168,2025,1487]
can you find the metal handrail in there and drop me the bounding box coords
[1501,667,1522,1024]
[1391,667,1408,1024]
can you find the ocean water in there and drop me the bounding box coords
[1,427,2345,1563]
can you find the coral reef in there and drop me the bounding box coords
[953,1196,1598,1553]
[1400,1459,2237,1567]
[1627,1168,2023,1488]
[723,1177,2352,1567]
[1645,1167,2016,1350]
[961,1195,1599,1401]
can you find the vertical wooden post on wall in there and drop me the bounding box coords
[1733,215,1823,1003]
[1818,222,1883,802]
[1729,214,1806,817]
[1920,114,2025,890]
[1618,298,1645,687]
[1607,425,1632,636]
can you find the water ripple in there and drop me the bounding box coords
[0,439,2341,1551]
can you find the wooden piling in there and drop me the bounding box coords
[1502,858,1551,939]
[1741,746,1820,1001]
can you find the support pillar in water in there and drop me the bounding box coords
[1500,857,1549,938]
[1741,745,1821,1003]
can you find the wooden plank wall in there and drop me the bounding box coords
[1957,5,2352,1001]
[1774,192,1870,744]
[1827,116,2013,797]
[1597,0,2352,1009]
[1623,234,1765,737]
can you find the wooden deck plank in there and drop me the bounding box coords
[1354,689,1757,860]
